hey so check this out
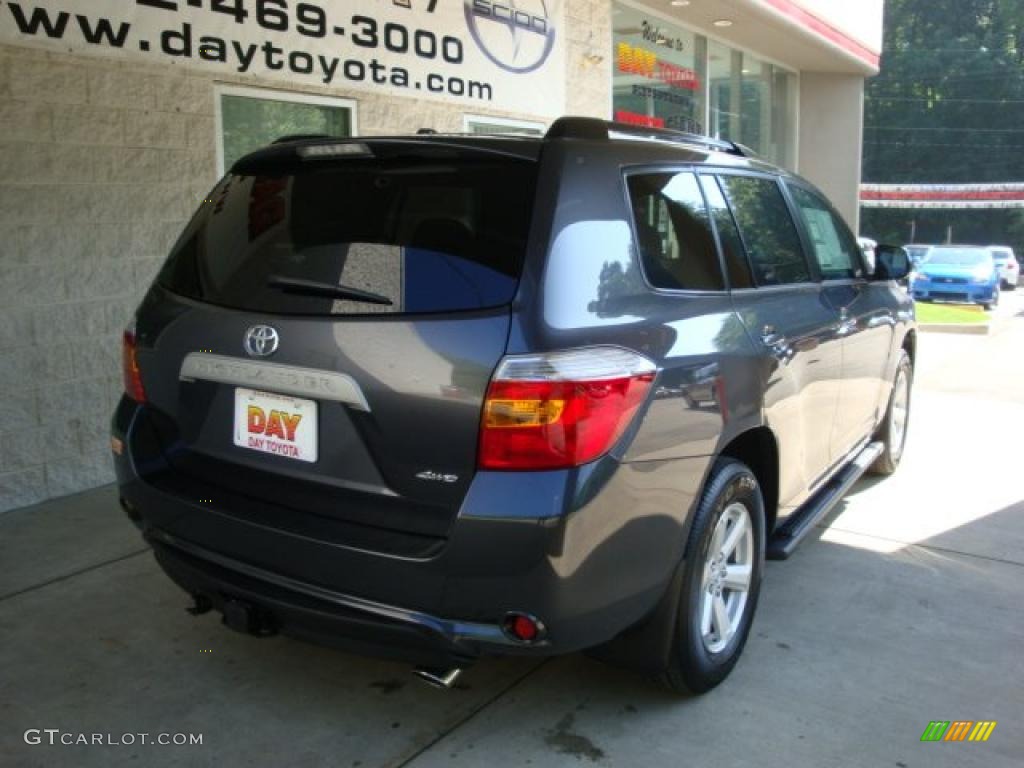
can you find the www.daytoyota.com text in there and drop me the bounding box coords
[0,0,494,100]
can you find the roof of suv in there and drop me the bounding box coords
[232,117,775,175]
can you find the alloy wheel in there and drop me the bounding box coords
[700,502,754,654]
[890,367,910,460]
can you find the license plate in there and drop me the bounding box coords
[233,388,317,463]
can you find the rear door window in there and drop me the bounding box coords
[787,183,864,280]
[158,147,537,315]
[717,175,811,286]
[699,175,754,289]
[626,171,725,291]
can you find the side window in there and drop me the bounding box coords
[718,175,811,286]
[700,175,754,289]
[626,171,725,292]
[788,184,863,279]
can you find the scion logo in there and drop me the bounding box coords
[465,0,558,74]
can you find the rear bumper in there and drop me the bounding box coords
[113,398,706,665]
[146,528,512,667]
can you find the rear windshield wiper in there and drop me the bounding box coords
[267,275,393,306]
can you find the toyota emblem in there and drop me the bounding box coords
[243,325,280,357]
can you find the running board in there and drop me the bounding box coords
[767,441,884,560]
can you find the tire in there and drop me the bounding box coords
[658,459,765,694]
[870,350,913,476]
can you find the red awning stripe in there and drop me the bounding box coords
[861,189,1024,202]
[762,0,881,69]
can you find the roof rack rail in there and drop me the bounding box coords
[416,128,438,135]
[272,133,332,144]
[544,116,747,157]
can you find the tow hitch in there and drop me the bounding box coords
[220,599,277,637]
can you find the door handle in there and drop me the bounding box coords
[761,326,789,361]
[761,325,784,346]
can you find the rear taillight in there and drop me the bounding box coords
[122,322,146,403]
[478,347,656,470]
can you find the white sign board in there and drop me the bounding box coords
[0,0,565,117]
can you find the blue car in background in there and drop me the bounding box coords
[903,244,931,269]
[911,246,1001,310]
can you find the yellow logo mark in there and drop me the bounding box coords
[616,42,657,77]
[969,721,997,742]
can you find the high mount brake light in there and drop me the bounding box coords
[297,143,372,159]
[122,322,146,403]
[478,348,656,471]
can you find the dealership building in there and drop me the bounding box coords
[0,0,883,512]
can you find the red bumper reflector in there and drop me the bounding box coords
[122,326,146,403]
[503,613,543,643]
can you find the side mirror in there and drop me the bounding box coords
[874,245,911,281]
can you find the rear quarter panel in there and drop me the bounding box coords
[508,141,766,464]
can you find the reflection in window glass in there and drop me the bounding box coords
[159,152,536,316]
[700,176,753,289]
[220,92,352,172]
[627,172,724,291]
[718,175,810,286]
[789,185,862,279]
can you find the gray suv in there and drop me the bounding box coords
[112,118,915,693]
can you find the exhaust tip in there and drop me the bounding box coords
[413,666,463,690]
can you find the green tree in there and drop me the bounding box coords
[861,0,1024,247]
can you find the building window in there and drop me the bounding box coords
[215,85,356,174]
[612,4,706,133]
[463,115,545,136]
[708,42,797,168]
[611,2,798,169]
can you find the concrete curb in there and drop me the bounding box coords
[918,322,991,335]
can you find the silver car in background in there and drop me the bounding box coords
[987,245,1020,289]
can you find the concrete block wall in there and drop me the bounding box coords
[0,48,210,512]
[0,1,613,514]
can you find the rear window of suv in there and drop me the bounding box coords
[157,146,537,315]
